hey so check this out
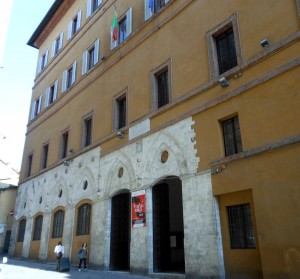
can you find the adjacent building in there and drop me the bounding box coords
[10,0,300,278]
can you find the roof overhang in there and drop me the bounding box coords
[27,0,64,49]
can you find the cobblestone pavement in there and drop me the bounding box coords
[0,257,159,279]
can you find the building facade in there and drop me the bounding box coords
[10,0,300,278]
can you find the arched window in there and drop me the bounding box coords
[33,215,43,241]
[76,203,91,235]
[17,219,27,242]
[52,210,65,238]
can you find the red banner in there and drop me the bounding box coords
[132,190,146,228]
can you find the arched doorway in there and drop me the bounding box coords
[152,177,185,273]
[110,191,131,271]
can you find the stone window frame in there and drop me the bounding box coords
[113,88,128,131]
[150,58,172,111]
[206,13,242,80]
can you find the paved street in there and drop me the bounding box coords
[0,257,158,279]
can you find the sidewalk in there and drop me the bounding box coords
[0,257,159,279]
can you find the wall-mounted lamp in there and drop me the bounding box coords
[64,161,70,167]
[260,38,269,48]
[219,77,229,88]
[117,131,124,139]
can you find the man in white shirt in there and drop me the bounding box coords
[54,241,64,271]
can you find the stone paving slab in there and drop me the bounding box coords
[0,257,159,279]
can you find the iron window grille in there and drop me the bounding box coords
[227,203,256,249]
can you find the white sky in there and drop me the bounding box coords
[0,0,54,172]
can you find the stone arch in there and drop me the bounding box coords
[142,131,190,186]
[46,176,70,210]
[104,150,136,198]
[71,167,96,205]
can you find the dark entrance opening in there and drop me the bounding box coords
[110,191,130,271]
[153,177,185,273]
[3,230,11,253]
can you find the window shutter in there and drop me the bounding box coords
[37,57,42,74]
[94,38,100,65]
[45,87,50,108]
[62,70,67,92]
[30,102,36,120]
[165,0,170,3]
[87,0,92,18]
[98,0,102,6]
[37,96,42,114]
[126,8,132,37]
[72,61,77,85]
[51,40,56,58]
[67,20,72,40]
[76,10,82,31]
[59,32,64,51]
[44,49,49,66]
[53,80,58,101]
[144,0,153,21]
[82,50,88,75]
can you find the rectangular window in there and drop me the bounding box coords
[45,80,58,108]
[151,60,171,110]
[61,130,69,159]
[87,0,102,17]
[67,10,82,40]
[62,61,77,92]
[30,96,42,120]
[144,0,170,20]
[216,28,237,74]
[227,204,256,249]
[110,8,132,49]
[52,210,65,238]
[33,215,43,241]
[76,203,91,235]
[26,154,33,178]
[17,219,26,242]
[51,32,63,58]
[115,94,127,130]
[82,39,100,75]
[37,49,49,73]
[222,116,243,156]
[156,69,169,108]
[206,13,241,79]
[83,116,93,147]
[41,143,49,170]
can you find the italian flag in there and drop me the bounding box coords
[112,10,118,42]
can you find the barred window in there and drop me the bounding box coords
[76,203,91,235]
[17,219,27,242]
[33,215,43,241]
[227,203,256,249]
[52,210,65,238]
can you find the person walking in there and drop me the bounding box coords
[54,241,64,272]
[77,242,88,271]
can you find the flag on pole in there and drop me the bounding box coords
[112,10,118,42]
[149,0,154,11]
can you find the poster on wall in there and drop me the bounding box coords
[132,190,146,228]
